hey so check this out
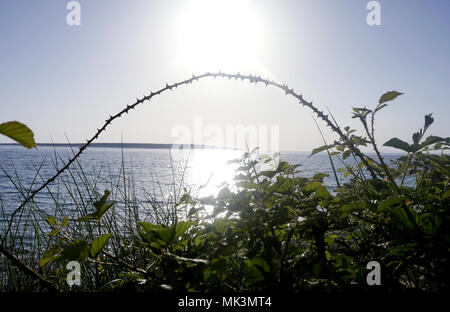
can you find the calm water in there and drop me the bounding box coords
[0,145,405,217]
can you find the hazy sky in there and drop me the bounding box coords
[1,0,449,151]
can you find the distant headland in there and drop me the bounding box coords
[0,142,238,150]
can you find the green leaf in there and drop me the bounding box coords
[95,190,111,209]
[90,233,112,258]
[139,222,171,250]
[49,228,59,236]
[0,121,36,149]
[39,245,61,268]
[79,190,114,221]
[95,203,114,219]
[342,150,351,160]
[194,236,206,247]
[412,131,421,145]
[245,262,264,283]
[214,218,229,234]
[314,186,332,199]
[383,138,411,152]
[313,173,329,181]
[249,257,270,272]
[378,196,404,212]
[310,144,334,157]
[304,181,321,192]
[174,221,194,240]
[392,208,415,230]
[214,245,236,257]
[374,103,388,113]
[93,190,113,219]
[424,113,434,129]
[140,222,160,233]
[379,91,403,104]
[60,239,90,262]
[277,161,291,171]
[61,216,69,228]
[421,136,447,147]
[47,216,58,227]
[237,180,258,189]
[152,227,174,246]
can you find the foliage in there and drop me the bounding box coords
[0,121,36,148]
[1,89,449,293]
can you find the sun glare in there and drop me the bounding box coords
[181,149,241,198]
[173,0,269,75]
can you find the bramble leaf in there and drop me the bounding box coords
[379,91,403,104]
[383,138,411,152]
[0,121,36,149]
[310,144,334,157]
[60,239,90,262]
[424,113,434,129]
[90,233,112,258]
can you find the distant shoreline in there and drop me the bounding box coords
[0,142,239,150]
[0,143,412,154]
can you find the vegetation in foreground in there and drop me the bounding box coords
[0,85,449,293]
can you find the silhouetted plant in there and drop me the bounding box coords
[1,74,449,292]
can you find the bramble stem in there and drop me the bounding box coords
[7,72,378,236]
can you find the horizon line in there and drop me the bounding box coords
[0,142,409,154]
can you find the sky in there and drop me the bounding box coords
[0,0,449,151]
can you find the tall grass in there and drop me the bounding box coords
[0,72,448,292]
[0,145,190,291]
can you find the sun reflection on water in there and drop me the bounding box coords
[182,148,242,198]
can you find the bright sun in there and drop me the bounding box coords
[173,0,269,75]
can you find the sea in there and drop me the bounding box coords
[0,144,406,220]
